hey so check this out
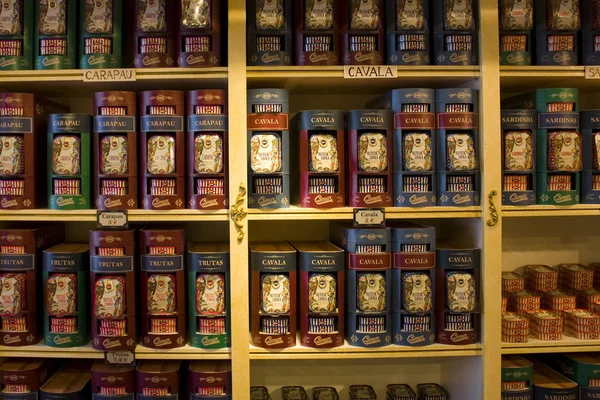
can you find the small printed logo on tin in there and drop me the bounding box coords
[88,55,107,66]
[309,53,328,63]
[313,336,333,346]
[42,57,60,67]
[54,335,72,345]
[104,198,123,208]
[102,338,123,348]
[314,195,334,205]
[354,52,374,62]
[553,53,571,64]
[56,197,75,207]
[409,195,428,205]
[453,194,471,204]
[199,198,219,208]
[153,337,172,347]
[142,56,162,66]
[152,198,171,208]
[450,332,470,342]
[3,334,20,344]
[363,194,382,204]
[450,53,469,63]
[186,54,206,65]
[554,193,572,203]
[509,193,529,203]
[506,53,525,64]
[402,53,421,63]
[201,336,221,346]
[264,336,284,346]
[0,58,16,67]
[262,53,281,63]
[258,196,277,207]
[407,334,426,344]
[1,198,18,208]
[362,335,381,345]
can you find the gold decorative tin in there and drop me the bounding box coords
[138,0,167,32]
[196,273,225,315]
[181,0,211,29]
[358,132,387,172]
[84,0,113,33]
[147,274,176,314]
[46,274,77,316]
[310,134,339,173]
[147,135,176,174]
[446,133,476,171]
[350,0,380,30]
[194,134,223,174]
[500,0,533,31]
[250,133,282,173]
[94,276,125,319]
[0,0,22,35]
[357,272,386,312]
[505,131,533,171]
[256,0,285,30]
[39,0,66,35]
[403,133,432,171]
[443,0,474,30]
[396,0,425,30]
[260,274,290,314]
[446,272,476,312]
[0,273,25,316]
[305,0,334,30]
[0,136,23,176]
[52,135,80,175]
[308,273,337,313]
[547,131,581,171]
[100,135,128,175]
[402,272,432,313]
[546,0,580,31]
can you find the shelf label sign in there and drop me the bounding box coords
[353,208,386,227]
[105,351,135,365]
[585,67,600,79]
[344,66,397,79]
[83,69,136,82]
[97,210,128,228]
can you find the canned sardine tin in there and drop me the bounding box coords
[39,0,66,35]
[255,0,285,30]
[446,272,476,312]
[500,0,533,30]
[546,0,580,31]
[138,0,167,32]
[195,134,223,173]
[358,133,387,172]
[505,131,533,171]
[446,133,476,171]
[305,0,334,30]
[181,0,211,29]
[396,0,425,30]
[310,134,338,173]
[196,273,225,314]
[308,273,337,313]
[147,274,176,314]
[0,136,23,175]
[251,133,282,173]
[0,273,25,316]
[357,272,386,312]
[94,276,125,318]
[350,0,380,30]
[547,131,581,171]
[84,0,113,34]
[261,274,290,314]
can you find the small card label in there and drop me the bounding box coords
[353,208,386,227]
[97,210,128,228]
[105,350,135,365]
[344,66,397,79]
[84,69,136,82]
[586,66,600,79]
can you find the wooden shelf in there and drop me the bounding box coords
[247,66,480,94]
[502,205,600,218]
[502,337,600,354]
[500,66,599,92]
[247,206,481,221]
[249,342,482,360]
[0,342,231,359]
[0,68,228,96]
[0,209,229,222]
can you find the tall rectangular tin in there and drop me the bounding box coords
[534,0,580,66]
[295,0,340,65]
[0,0,34,70]
[34,0,77,70]
[340,0,385,65]
[580,110,600,203]
[386,0,431,65]
[133,0,177,68]
[79,0,123,69]
[499,0,534,65]
[432,0,478,65]
[176,0,223,67]
[247,0,293,66]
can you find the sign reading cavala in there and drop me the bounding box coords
[343,66,397,79]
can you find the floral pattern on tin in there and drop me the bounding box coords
[100,135,128,174]
[357,272,386,312]
[52,135,80,175]
[402,272,432,313]
[256,0,284,30]
[593,0,600,31]
[446,133,476,171]
[260,274,290,314]
[250,133,281,173]
[137,0,166,32]
[84,0,113,34]
[504,130,533,171]
[310,134,338,173]
[94,276,125,318]
[500,0,533,31]
[305,0,333,30]
[403,133,432,171]
[358,132,387,172]
[46,273,76,316]
[0,273,25,316]
[0,0,22,35]
[546,0,580,31]
[396,0,424,30]
[195,133,223,173]
[446,272,476,312]
[0,136,23,175]
[147,135,175,174]
[38,0,66,35]
[593,133,600,169]
[196,273,225,315]
[350,0,380,30]
[181,0,211,29]
[308,273,337,313]
[443,0,474,30]
[547,131,581,171]
[147,274,176,314]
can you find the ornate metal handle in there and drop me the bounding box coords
[230,183,248,243]
[486,190,498,227]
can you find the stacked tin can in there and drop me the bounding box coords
[580,110,600,204]
[134,0,176,68]
[42,243,90,347]
[282,386,309,400]
[501,109,537,205]
[340,0,385,65]
[501,273,530,342]
[177,0,222,67]
[386,384,416,400]
[247,0,293,65]
[535,0,580,65]
[415,384,447,400]
[583,1,600,64]
[79,0,123,69]
[432,0,477,65]
[294,0,339,66]
[436,88,479,206]
[386,0,430,65]
[349,385,378,400]
[136,361,181,398]
[501,355,533,400]
[91,361,135,398]
[187,243,230,349]
[499,0,534,66]
[391,222,436,346]
[34,0,76,69]
[0,359,54,397]
[247,89,291,209]
[562,309,600,339]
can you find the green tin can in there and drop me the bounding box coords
[34,0,77,70]
[0,0,34,70]
[79,0,123,69]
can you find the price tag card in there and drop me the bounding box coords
[353,208,386,227]
[105,350,135,365]
[586,67,600,79]
[97,210,129,229]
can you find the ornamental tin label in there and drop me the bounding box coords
[446,272,476,312]
[100,135,128,174]
[39,0,66,35]
[505,130,533,171]
[147,273,176,313]
[194,134,223,173]
[94,276,125,318]
[403,133,432,171]
[0,136,23,175]
[0,0,22,35]
[196,273,225,314]
[310,134,338,173]
[260,273,290,314]
[443,0,474,30]
[546,0,580,31]
[402,272,432,313]
[547,131,581,171]
[181,0,211,29]
[446,133,476,171]
[47,273,77,315]
[0,272,25,316]
[358,133,387,172]
[500,0,533,31]
[52,135,80,175]
[308,273,337,312]
[147,135,175,174]
[84,0,113,34]
[396,0,424,30]
[305,0,334,30]
[357,272,386,312]
[256,0,284,30]
[250,133,282,173]
[138,0,167,32]
[350,0,380,30]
